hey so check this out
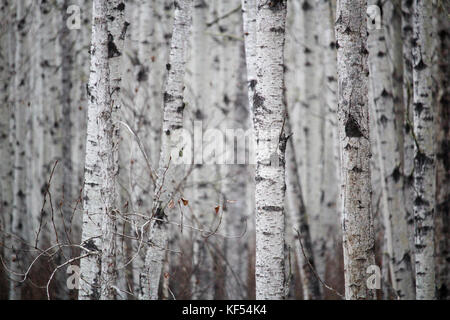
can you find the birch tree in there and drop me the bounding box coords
[140,0,193,300]
[100,0,127,300]
[188,0,216,300]
[435,0,449,299]
[253,0,288,300]
[335,0,376,300]
[316,0,342,294]
[367,0,414,299]
[241,0,257,300]
[79,0,116,300]
[285,114,321,300]
[412,0,436,300]
[401,0,417,262]
[0,0,14,297]
[71,0,91,244]
[217,1,249,299]
[10,0,31,300]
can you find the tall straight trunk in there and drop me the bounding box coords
[285,114,321,300]
[242,0,256,111]
[316,0,342,295]
[221,3,248,299]
[10,0,31,300]
[241,0,257,300]
[401,0,416,262]
[0,0,14,295]
[189,0,215,300]
[59,0,74,239]
[253,0,288,300]
[412,0,436,300]
[383,0,405,165]
[297,1,327,283]
[98,0,127,300]
[72,0,91,244]
[335,0,376,300]
[127,0,158,298]
[140,0,193,300]
[79,0,116,300]
[435,0,449,300]
[367,0,414,299]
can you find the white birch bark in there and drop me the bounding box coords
[98,0,127,300]
[285,115,321,300]
[79,0,115,300]
[335,0,376,300]
[218,0,249,299]
[412,0,436,300]
[316,0,342,293]
[0,0,14,293]
[383,0,405,163]
[71,0,91,247]
[126,0,156,298]
[10,0,31,300]
[401,0,416,264]
[253,0,288,300]
[189,0,215,300]
[59,0,75,243]
[140,0,193,300]
[434,0,449,300]
[298,1,327,283]
[241,0,257,300]
[367,0,414,299]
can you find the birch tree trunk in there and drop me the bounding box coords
[0,0,14,296]
[220,1,249,299]
[335,0,376,300]
[412,0,436,300]
[367,0,414,299]
[99,0,127,300]
[10,0,31,300]
[401,0,416,263]
[189,0,215,300]
[253,0,288,300]
[316,0,342,295]
[435,0,449,300]
[126,0,158,298]
[140,0,193,300]
[241,0,257,300]
[285,114,321,300]
[298,1,327,283]
[72,0,91,244]
[79,0,116,300]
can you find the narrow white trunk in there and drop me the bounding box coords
[434,0,450,299]
[316,0,342,293]
[140,0,193,300]
[412,0,436,300]
[221,2,248,299]
[367,0,415,299]
[401,0,416,267]
[253,0,288,300]
[10,0,31,300]
[189,0,215,300]
[335,0,376,300]
[79,0,116,300]
[0,0,14,295]
[285,116,321,300]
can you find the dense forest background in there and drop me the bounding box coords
[0,0,448,300]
